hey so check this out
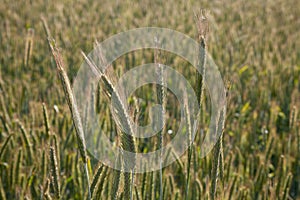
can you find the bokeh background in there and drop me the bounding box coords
[0,0,299,199]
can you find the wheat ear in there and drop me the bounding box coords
[49,146,60,199]
[48,39,91,199]
[81,49,136,199]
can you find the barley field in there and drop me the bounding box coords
[0,0,299,199]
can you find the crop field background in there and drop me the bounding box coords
[0,0,299,199]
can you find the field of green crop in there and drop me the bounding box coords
[0,0,299,199]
